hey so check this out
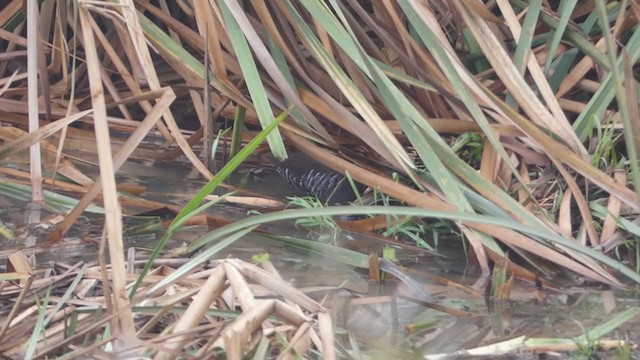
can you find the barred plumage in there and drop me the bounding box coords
[272,152,364,204]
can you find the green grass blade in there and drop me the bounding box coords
[260,233,369,268]
[229,106,246,158]
[506,0,542,108]
[544,0,578,74]
[573,308,640,343]
[219,0,286,159]
[186,205,640,284]
[572,23,640,140]
[130,109,289,298]
[25,287,52,359]
[594,0,640,201]
[0,181,105,214]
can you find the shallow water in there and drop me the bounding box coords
[1,156,639,359]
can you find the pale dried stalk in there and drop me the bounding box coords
[216,299,276,355]
[224,261,258,311]
[495,0,586,157]
[78,3,136,348]
[285,130,621,285]
[155,266,227,360]
[601,171,625,241]
[51,87,175,239]
[317,312,336,360]
[456,0,586,156]
[27,0,42,203]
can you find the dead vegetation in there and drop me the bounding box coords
[0,0,639,358]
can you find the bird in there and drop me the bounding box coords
[270,152,365,204]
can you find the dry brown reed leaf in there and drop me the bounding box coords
[137,3,247,103]
[0,70,27,90]
[557,98,590,114]
[557,3,628,98]
[318,312,336,360]
[485,89,639,211]
[0,274,33,344]
[460,226,491,275]
[456,0,586,156]
[266,5,414,169]
[228,258,326,313]
[274,299,310,326]
[479,139,500,184]
[404,267,483,297]
[500,138,549,166]
[624,51,640,198]
[463,0,504,24]
[0,125,93,186]
[205,194,286,208]
[49,87,175,241]
[251,0,303,72]
[496,0,577,145]
[86,15,169,135]
[193,1,228,82]
[356,0,456,118]
[495,275,515,301]
[337,214,406,232]
[5,251,30,278]
[114,3,188,137]
[296,89,398,165]
[517,162,532,209]
[220,299,275,357]
[84,270,203,288]
[559,187,573,239]
[601,170,626,242]
[632,0,640,21]
[556,39,606,98]
[124,258,330,358]
[32,0,51,124]
[24,310,118,358]
[46,3,67,86]
[79,3,136,341]
[602,288,617,315]
[260,260,307,316]
[163,98,215,178]
[378,0,451,88]
[554,160,600,245]
[0,98,65,117]
[0,29,26,51]
[0,2,21,29]
[156,266,226,360]
[385,118,525,137]
[279,321,313,359]
[0,68,19,97]
[26,0,43,203]
[0,110,85,151]
[223,261,258,310]
[286,131,620,284]
[490,220,619,286]
[497,153,519,190]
